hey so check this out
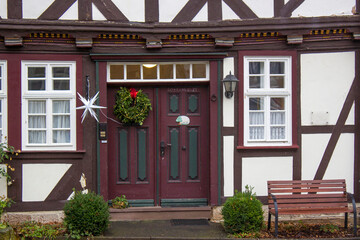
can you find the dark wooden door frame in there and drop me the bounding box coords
[97,59,221,206]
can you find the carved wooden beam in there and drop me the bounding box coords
[146,39,162,48]
[287,35,303,44]
[215,38,234,47]
[4,37,23,47]
[76,38,93,48]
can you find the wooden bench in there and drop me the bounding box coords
[267,179,357,237]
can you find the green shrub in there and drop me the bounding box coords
[63,190,109,238]
[222,185,264,234]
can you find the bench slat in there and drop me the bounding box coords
[268,193,345,199]
[268,179,345,184]
[268,197,347,204]
[268,183,346,189]
[269,188,345,194]
[268,202,348,209]
[269,207,352,215]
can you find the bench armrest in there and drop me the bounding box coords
[269,193,278,215]
[347,192,357,215]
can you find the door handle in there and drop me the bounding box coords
[160,141,166,157]
[160,141,172,157]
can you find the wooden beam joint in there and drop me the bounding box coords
[146,39,162,49]
[215,38,234,47]
[76,38,93,48]
[4,37,23,47]
[287,35,303,44]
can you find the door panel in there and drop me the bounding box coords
[107,87,156,205]
[159,87,209,205]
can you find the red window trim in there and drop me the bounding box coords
[237,50,298,148]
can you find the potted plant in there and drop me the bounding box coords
[111,195,129,209]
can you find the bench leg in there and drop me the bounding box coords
[345,212,348,229]
[353,212,357,237]
[268,212,271,230]
[274,212,278,238]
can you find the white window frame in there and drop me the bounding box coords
[244,56,292,147]
[107,61,209,83]
[0,61,7,142]
[21,61,76,151]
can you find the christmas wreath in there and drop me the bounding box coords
[114,87,152,126]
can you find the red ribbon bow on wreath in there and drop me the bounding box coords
[129,88,138,99]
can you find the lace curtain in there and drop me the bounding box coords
[28,100,70,144]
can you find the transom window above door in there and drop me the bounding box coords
[108,62,209,82]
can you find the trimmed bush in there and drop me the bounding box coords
[222,185,264,234]
[63,190,109,238]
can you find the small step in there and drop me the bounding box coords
[109,206,212,221]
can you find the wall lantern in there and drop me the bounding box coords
[222,71,239,98]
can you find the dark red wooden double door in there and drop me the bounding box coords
[107,86,209,206]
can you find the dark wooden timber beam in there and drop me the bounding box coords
[0,15,360,36]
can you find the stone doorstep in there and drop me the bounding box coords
[3,203,360,225]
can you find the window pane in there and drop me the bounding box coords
[176,64,190,79]
[250,76,263,88]
[160,64,173,79]
[0,116,2,128]
[54,80,70,90]
[53,67,69,78]
[249,62,264,74]
[110,65,124,79]
[0,99,2,112]
[29,101,46,113]
[28,80,45,90]
[127,65,140,79]
[270,62,284,74]
[249,98,264,110]
[0,66,2,77]
[29,116,46,128]
[271,98,285,110]
[271,127,285,139]
[249,127,264,139]
[143,65,157,79]
[28,67,45,78]
[249,112,264,125]
[29,131,46,143]
[192,64,206,78]
[271,112,285,125]
[53,116,70,128]
[53,101,70,113]
[53,130,70,143]
[270,76,284,88]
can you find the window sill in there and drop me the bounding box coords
[237,145,299,150]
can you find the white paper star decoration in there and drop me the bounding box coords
[76,92,106,123]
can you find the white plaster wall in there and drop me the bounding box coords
[23,0,55,19]
[292,0,355,17]
[159,0,187,22]
[242,157,293,196]
[59,1,78,20]
[243,0,273,18]
[302,134,354,193]
[223,57,235,127]
[222,1,240,21]
[113,0,145,22]
[92,3,106,21]
[223,136,234,197]
[0,164,7,197]
[192,2,207,22]
[22,164,72,202]
[0,0,7,19]
[301,52,355,126]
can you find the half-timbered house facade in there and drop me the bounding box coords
[0,0,359,212]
